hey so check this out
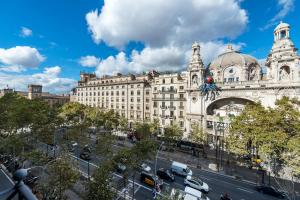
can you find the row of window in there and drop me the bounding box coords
[153,101,185,108]
[153,110,184,117]
[78,83,144,91]
[153,93,185,99]
[77,90,150,96]
[153,85,184,91]
[78,97,150,103]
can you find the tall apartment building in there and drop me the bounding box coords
[73,72,158,127]
[151,73,187,131]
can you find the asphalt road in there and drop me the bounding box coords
[0,168,16,200]
[37,140,291,200]
[69,150,282,200]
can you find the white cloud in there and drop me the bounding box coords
[0,66,76,93]
[261,0,294,30]
[272,0,294,22]
[20,27,33,37]
[86,0,248,48]
[0,46,45,68]
[95,41,244,76]
[0,65,25,73]
[79,55,100,67]
[86,0,249,76]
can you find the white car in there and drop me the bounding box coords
[140,163,151,172]
[184,176,209,193]
[185,186,210,200]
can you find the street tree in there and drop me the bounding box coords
[228,97,300,197]
[134,121,153,140]
[150,118,160,137]
[40,156,80,200]
[164,123,183,156]
[189,123,207,166]
[119,116,128,132]
[59,102,90,146]
[85,161,116,200]
[95,133,116,160]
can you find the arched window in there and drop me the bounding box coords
[192,74,198,85]
[279,66,290,80]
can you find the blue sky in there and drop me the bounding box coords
[0,0,298,93]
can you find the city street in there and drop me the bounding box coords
[70,150,282,200]
[0,168,16,200]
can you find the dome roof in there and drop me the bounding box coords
[275,21,290,31]
[210,46,258,69]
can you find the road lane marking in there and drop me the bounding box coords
[0,169,14,185]
[237,187,253,193]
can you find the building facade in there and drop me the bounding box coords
[0,84,70,106]
[71,22,300,140]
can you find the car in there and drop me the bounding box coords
[140,163,151,172]
[82,145,92,153]
[116,163,126,173]
[68,141,78,152]
[184,186,210,200]
[140,171,163,190]
[156,168,175,182]
[256,185,285,198]
[184,176,209,193]
[80,151,91,160]
[171,161,192,177]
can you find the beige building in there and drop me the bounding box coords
[72,21,300,140]
[73,72,157,127]
[151,73,187,131]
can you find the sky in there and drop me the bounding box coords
[0,0,299,94]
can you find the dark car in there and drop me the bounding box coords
[116,163,126,173]
[156,168,175,182]
[256,185,285,198]
[80,151,91,160]
[140,171,163,189]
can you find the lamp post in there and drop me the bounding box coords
[154,141,164,196]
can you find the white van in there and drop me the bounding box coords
[185,186,210,200]
[171,161,193,177]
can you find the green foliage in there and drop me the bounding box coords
[84,161,116,200]
[189,123,207,145]
[22,149,48,166]
[164,123,183,151]
[228,97,300,177]
[43,156,80,199]
[134,121,153,140]
[118,116,128,131]
[95,133,116,159]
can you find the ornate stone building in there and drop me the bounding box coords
[185,21,300,142]
[72,22,300,141]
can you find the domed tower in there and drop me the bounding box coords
[187,42,205,89]
[266,21,300,82]
[209,44,261,83]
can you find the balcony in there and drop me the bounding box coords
[178,115,184,119]
[169,116,176,119]
[179,106,184,109]
[168,106,176,110]
[159,88,177,93]
[160,106,167,109]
